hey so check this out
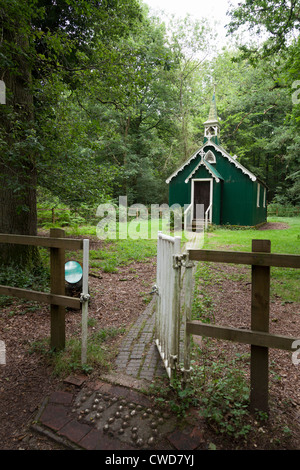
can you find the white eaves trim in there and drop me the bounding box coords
[165,147,201,184]
[166,141,257,184]
[215,142,257,182]
[185,159,220,183]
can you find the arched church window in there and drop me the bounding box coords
[204,150,216,164]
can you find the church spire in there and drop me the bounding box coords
[203,87,220,145]
[208,89,218,121]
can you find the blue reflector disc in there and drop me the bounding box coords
[65,261,83,284]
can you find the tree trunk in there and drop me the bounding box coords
[0,20,39,267]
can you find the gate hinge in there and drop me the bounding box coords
[170,354,178,368]
[182,253,195,269]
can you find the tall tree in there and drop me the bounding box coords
[226,0,300,203]
[209,49,294,201]
[0,0,143,266]
[0,1,41,265]
[167,14,215,161]
[226,0,300,59]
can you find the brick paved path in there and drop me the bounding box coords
[113,236,199,383]
[115,297,167,381]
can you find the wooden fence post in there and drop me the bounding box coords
[250,239,271,413]
[50,228,66,351]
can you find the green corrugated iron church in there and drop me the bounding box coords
[166,93,267,227]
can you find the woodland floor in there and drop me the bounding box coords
[0,228,299,451]
[191,262,300,450]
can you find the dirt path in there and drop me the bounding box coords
[192,262,300,449]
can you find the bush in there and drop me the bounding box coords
[0,263,50,307]
[193,355,251,438]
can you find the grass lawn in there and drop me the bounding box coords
[202,217,300,302]
[65,222,159,273]
[203,217,300,254]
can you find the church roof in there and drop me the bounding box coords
[166,141,258,184]
[184,156,223,183]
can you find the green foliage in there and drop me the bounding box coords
[227,0,300,58]
[2,0,300,269]
[0,263,49,290]
[53,326,125,376]
[194,354,251,438]
[149,377,199,418]
[168,382,199,418]
[29,326,125,376]
[268,202,300,217]
[0,0,144,266]
[209,48,296,202]
[150,354,251,437]
[0,261,50,307]
[224,0,300,204]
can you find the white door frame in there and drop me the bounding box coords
[191,178,213,221]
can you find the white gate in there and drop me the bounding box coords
[155,232,181,379]
[155,231,195,381]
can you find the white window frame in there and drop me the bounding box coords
[257,183,260,208]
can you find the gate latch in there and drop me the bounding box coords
[173,253,194,269]
[173,254,184,269]
[149,284,159,295]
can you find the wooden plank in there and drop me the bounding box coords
[0,233,83,250]
[50,229,66,351]
[250,239,271,413]
[188,249,300,268]
[186,321,297,351]
[0,285,80,309]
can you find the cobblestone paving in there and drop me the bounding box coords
[34,380,207,450]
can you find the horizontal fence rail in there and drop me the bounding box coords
[188,248,300,268]
[0,285,81,309]
[0,233,83,250]
[186,322,298,351]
